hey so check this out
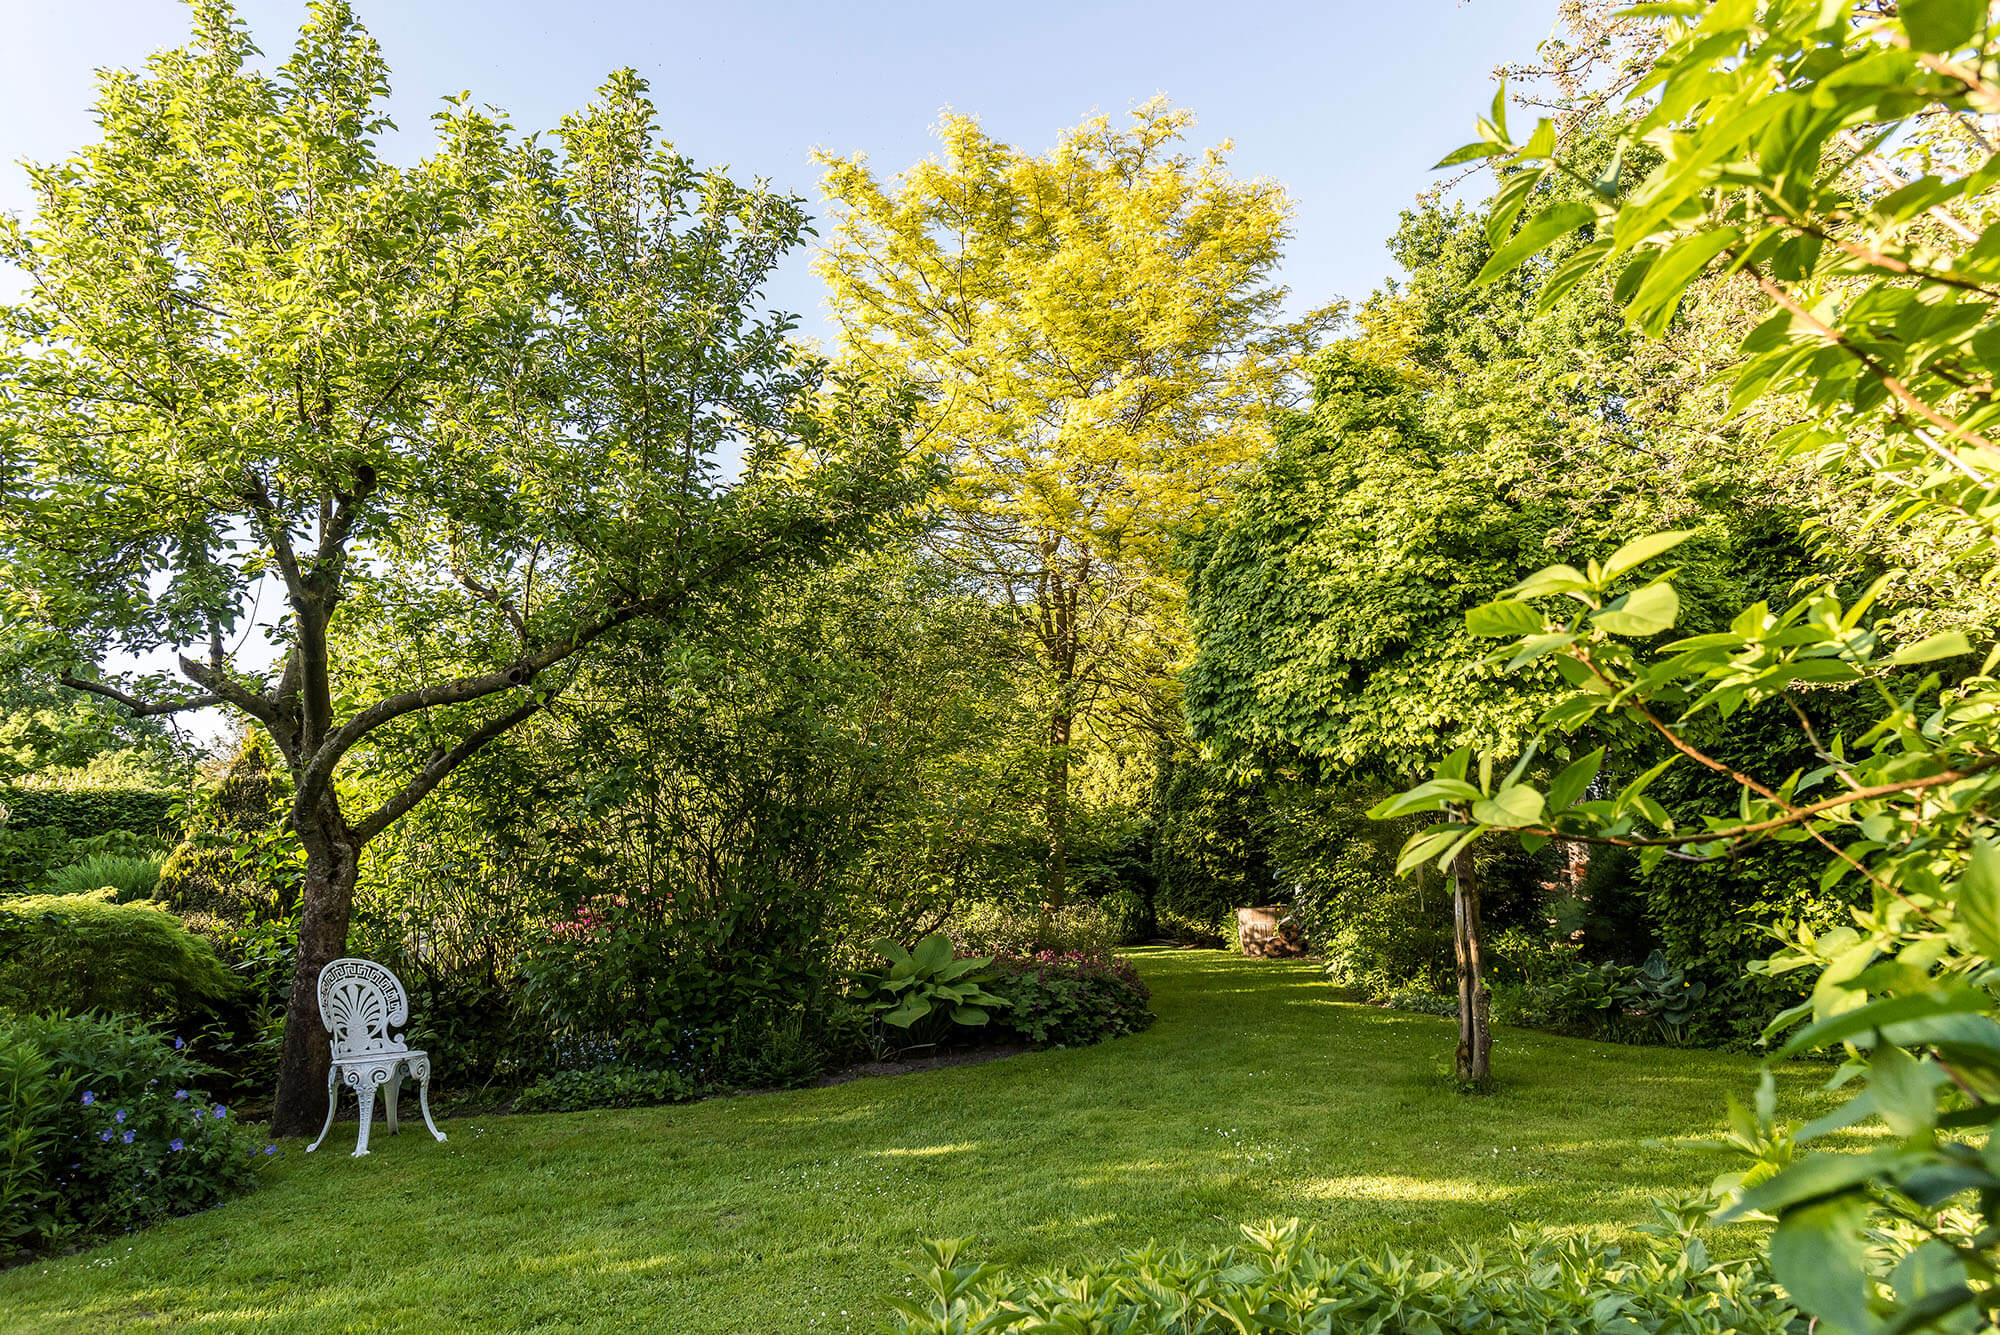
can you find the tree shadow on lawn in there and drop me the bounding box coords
[0,947,1847,1333]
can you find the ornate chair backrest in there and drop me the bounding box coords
[316,958,410,1060]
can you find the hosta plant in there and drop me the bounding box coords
[852,934,1009,1049]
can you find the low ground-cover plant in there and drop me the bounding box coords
[989,950,1153,1049]
[886,1205,1800,1334]
[40,853,161,902]
[513,1064,697,1113]
[0,1014,269,1252]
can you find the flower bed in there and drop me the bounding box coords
[988,949,1153,1049]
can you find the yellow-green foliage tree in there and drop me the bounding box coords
[816,100,1332,903]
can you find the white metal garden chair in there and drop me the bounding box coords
[306,957,448,1157]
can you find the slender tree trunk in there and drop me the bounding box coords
[269,797,363,1137]
[1450,847,1491,1087]
[1044,706,1071,910]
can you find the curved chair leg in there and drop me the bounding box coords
[385,1067,402,1137]
[416,1064,447,1143]
[306,1065,339,1154]
[352,1079,377,1157]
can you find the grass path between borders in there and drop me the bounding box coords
[0,948,1828,1333]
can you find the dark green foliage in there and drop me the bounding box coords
[518,891,838,1083]
[0,1013,266,1252]
[0,823,73,894]
[943,901,1126,958]
[886,1209,1801,1334]
[0,890,239,1021]
[1151,750,1273,933]
[1564,843,1655,963]
[513,1065,697,1114]
[0,784,179,893]
[153,734,297,929]
[350,552,1033,1093]
[0,786,178,844]
[1493,943,1713,1046]
[0,1028,61,1244]
[1265,783,1551,996]
[42,853,161,901]
[988,951,1153,1049]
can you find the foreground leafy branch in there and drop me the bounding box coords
[1381,0,2000,1328]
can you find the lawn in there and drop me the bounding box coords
[1,949,1825,1333]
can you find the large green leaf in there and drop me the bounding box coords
[882,994,935,1028]
[1957,841,2000,960]
[1891,631,1972,665]
[1769,1193,1874,1332]
[1368,778,1482,819]
[1902,0,1985,51]
[1474,202,1597,285]
[1471,784,1545,829]
[1592,583,1679,636]
[912,933,954,975]
[1600,531,1696,582]
[1465,600,1545,638]
[1544,748,1604,813]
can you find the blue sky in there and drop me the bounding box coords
[5,0,1559,338]
[4,0,1559,735]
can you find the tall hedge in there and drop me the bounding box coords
[0,787,180,842]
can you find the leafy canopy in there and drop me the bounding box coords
[1389,1,2000,1328]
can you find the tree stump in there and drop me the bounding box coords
[1235,905,1304,958]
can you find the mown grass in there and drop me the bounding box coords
[0,948,1830,1333]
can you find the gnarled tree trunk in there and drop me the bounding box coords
[269,796,363,1137]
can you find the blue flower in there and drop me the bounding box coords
[169,1139,183,1152]
[80,1092,94,1106]
[121,1131,134,1145]
[212,1106,227,1119]
[174,1090,188,1100]
[262,1145,277,1156]
[173,1037,184,1050]
[99,1130,113,1142]
[114,1109,126,1123]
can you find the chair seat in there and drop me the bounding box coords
[334,1046,424,1067]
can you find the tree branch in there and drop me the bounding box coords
[349,698,543,843]
[57,671,223,718]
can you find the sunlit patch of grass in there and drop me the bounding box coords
[0,949,1827,1333]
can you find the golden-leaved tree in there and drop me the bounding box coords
[816,99,1332,904]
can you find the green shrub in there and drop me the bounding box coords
[1153,903,1228,948]
[513,1064,697,1113]
[0,889,239,1020]
[0,823,72,893]
[42,853,162,901]
[154,734,298,929]
[944,901,1122,958]
[988,951,1153,1048]
[717,1012,827,1089]
[852,934,1008,1041]
[1375,987,1458,1018]
[0,1013,270,1251]
[885,1206,1799,1334]
[0,785,179,843]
